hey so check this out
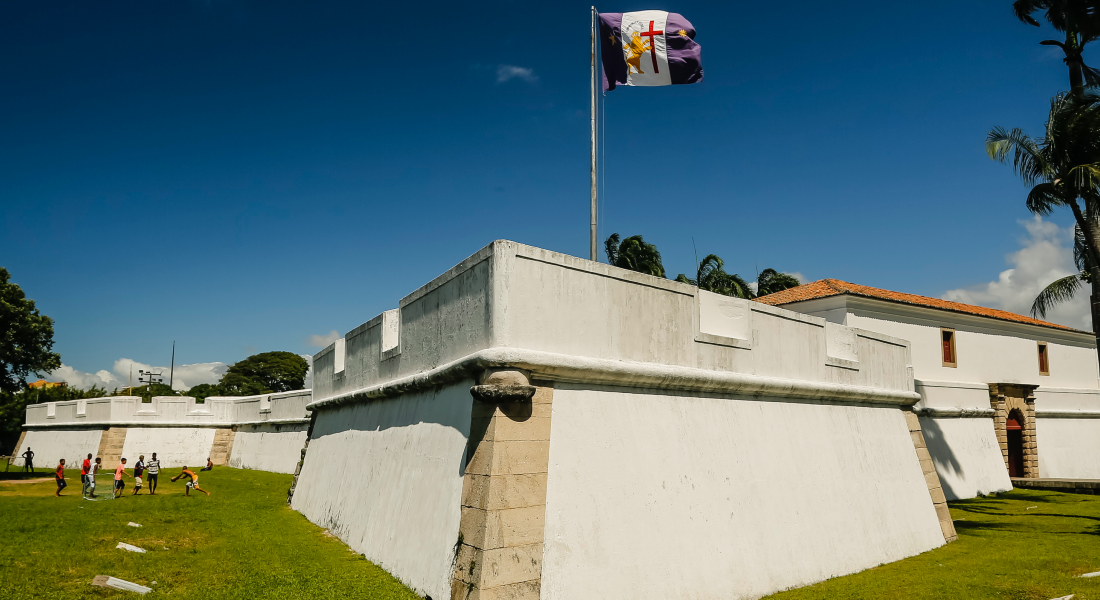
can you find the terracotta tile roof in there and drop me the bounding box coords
[755,279,1087,333]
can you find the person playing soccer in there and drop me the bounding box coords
[81,453,93,497]
[146,453,160,494]
[132,455,146,495]
[54,459,67,497]
[171,466,209,496]
[88,457,102,498]
[113,458,131,499]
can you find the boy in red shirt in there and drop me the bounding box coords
[54,459,67,497]
[113,458,131,499]
[81,453,92,497]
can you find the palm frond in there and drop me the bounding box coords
[604,233,620,265]
[1031,273,1085,318]
[1011,0,1044,27]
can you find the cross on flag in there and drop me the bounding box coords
[599,10,703,91]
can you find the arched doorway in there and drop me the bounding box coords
[1006,409,1026,477]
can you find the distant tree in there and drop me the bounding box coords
[0,268,61,395]
[0,384,108,454]
[604,233,667,277]
[675,255,754,299]
[756,268,801,297]
[186,383,221,401]
[1013,0,1100,93]
[218,351,309,396]
[127,383,176,403]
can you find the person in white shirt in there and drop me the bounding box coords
[146,453,161,495]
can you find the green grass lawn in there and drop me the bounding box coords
[0,467,419,599]
[764,489,1100,600]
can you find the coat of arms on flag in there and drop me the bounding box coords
[598,11,703,91]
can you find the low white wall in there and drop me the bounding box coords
[540,386,945,600]
[120,428,217,469]
[1037,418,1100,478]
[229,423,309,474]
[11,429,103,469]
[291,381,473,600]
[918,417,1011,500]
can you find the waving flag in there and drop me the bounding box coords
[599,11,702,91]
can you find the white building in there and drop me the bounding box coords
[294,241,955,600]
[757,278,1100,499]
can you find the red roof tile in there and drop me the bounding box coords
[755,279,1087,333]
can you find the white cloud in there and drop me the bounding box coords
[942,216,1090,330]
[787,272,807,283]
[45,358,228,392]
[307,330,341,348]
[497,64,537,83]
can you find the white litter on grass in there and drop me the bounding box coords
[1080,571,1100,578]
[1027,506,1039,510]
[116,542,146,553]
[127,522,141,527]
[1049,595,1074,600]
[91,576,151,594]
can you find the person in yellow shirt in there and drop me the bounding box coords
[170,466,210,496]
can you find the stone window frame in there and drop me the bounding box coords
[940,328,957,368]
[1037,341,1050,376]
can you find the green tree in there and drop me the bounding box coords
[756,268,802,297]
[987,92,1100,357]
[186,383,221,401]
[0,268,61,395]
[1013,0,1100,93]
[604,233,667,277]
[675,255,754,299]
[0,384,108,453]
[218,351,309,396]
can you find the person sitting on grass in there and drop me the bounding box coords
[113,458,131,499]
[132,455,145,495]
[54,458,66,497]
[171,466,210,496]
[200,457,213,472]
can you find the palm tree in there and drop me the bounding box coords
[987,91,1100,360]
[756,268,801,297]
[1013,1,1100,93]
[1031,222,1096,317]
[604,233,666,277]
[675,255,754,299]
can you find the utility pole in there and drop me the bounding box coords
[169,341,175,392]
[590,6,599,262]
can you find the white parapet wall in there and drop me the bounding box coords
[296,240,950,600]
[13,390,312,471]
[1035,386,1100,478]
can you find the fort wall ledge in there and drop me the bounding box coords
[304,346,922,412]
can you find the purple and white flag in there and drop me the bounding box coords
[599,11,702,91]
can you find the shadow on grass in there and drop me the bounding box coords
[0,470,50,481]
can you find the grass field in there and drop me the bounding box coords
[764,488,1100,600]
[5,467,1100,600]
[0,467,419,599]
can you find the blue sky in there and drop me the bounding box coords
[0,0,1092,388]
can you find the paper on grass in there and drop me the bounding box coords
[116,542,146,553]
[127,522,141,527]
[91,575,151,594]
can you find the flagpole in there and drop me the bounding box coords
[590,6,598,262]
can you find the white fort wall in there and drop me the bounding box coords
[299,241,951,600]
[14,390,311,471]
[775,294,1100,498]
[291,381,474,600]
[541,386,944,600]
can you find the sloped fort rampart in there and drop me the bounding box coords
[292,240,956,600]
[11,390,311,473]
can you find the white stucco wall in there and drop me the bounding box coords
[11,429,102,469]
[1037,418,1100,478]
[540,386,945,600]
[291,381,473,600]
[918,416,1011,499]
[119,427,217,469]
[229,423,308,474]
